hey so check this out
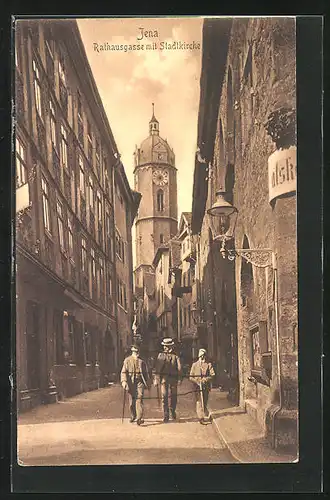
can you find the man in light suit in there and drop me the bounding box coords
[121,345,150,425]
[154,338,182,422]
[190,348,215,424]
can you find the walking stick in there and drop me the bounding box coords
[157,383,161,409]
[122,386,127,424]
[200,371,205,419]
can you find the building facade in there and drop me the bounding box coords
[176,213,198,367]
[191,17,297,450]
[15,19,138,411]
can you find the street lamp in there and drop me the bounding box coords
[207,188,282,430]
[207,191,275,269]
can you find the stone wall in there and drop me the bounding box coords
[200,17,297,447]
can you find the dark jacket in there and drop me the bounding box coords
[120,355,150,389]
[189,360,215,390]
[155,351,182,384]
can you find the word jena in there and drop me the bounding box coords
[137,28,159,41]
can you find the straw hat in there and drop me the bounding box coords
[161,337,174,347]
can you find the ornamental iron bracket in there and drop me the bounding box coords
[229,249,275,268]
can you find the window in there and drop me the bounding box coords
[32,60,42,118]
[89,177,94,210]
[157,189,164,212]
[44,32,55,85]
[87,120,93,162]
[49,100,57,148]
[77,91,84,143]
[91,248,96,280]
[117,280,127,309]
[79,156,85,197]
[41,177,51,233]
[58,55,66,85]
[56,199,65,249]
[160,233,164,244]
[104,166,109,195]
[60,124,68,168]
[99,257,104,296]
[81,236,87,272]
[68,217,74,259]
[15,138,27,187]
[106,210,113,259]
[96,191,102,221]
[251,326,261,370]
[115,230,125,262]
[95,140,101,177]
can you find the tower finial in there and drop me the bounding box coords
[149,102,159,135]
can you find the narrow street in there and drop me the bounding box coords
[17,380,237,465]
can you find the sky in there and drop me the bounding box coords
[77,17,203,218]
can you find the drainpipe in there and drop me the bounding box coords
[271,252,282,448]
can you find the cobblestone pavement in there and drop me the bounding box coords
[17,380,237,465]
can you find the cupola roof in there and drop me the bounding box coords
[134,104,175,168]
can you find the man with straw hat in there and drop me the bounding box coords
[189,348,215,424]
[154,338,182,422]
[120,345,151,425]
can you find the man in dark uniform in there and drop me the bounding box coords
[121,345,150,425]
[190,348,215,424]
[154,338,182,422]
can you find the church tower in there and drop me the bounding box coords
[134,104,178,286]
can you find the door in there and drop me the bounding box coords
[26,301,41,390]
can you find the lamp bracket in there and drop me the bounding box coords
[229,249,274,268]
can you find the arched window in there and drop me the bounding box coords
[157,189,164,212]
[160,233,164,244]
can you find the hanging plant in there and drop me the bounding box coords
[264,106,296,149]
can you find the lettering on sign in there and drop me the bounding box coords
[268,146,296,203]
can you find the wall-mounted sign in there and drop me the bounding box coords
[16,183,30,214]
[268,146,296,203]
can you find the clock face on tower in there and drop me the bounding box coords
[152,169,168,186]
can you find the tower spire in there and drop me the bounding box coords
[149,102,159,136]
